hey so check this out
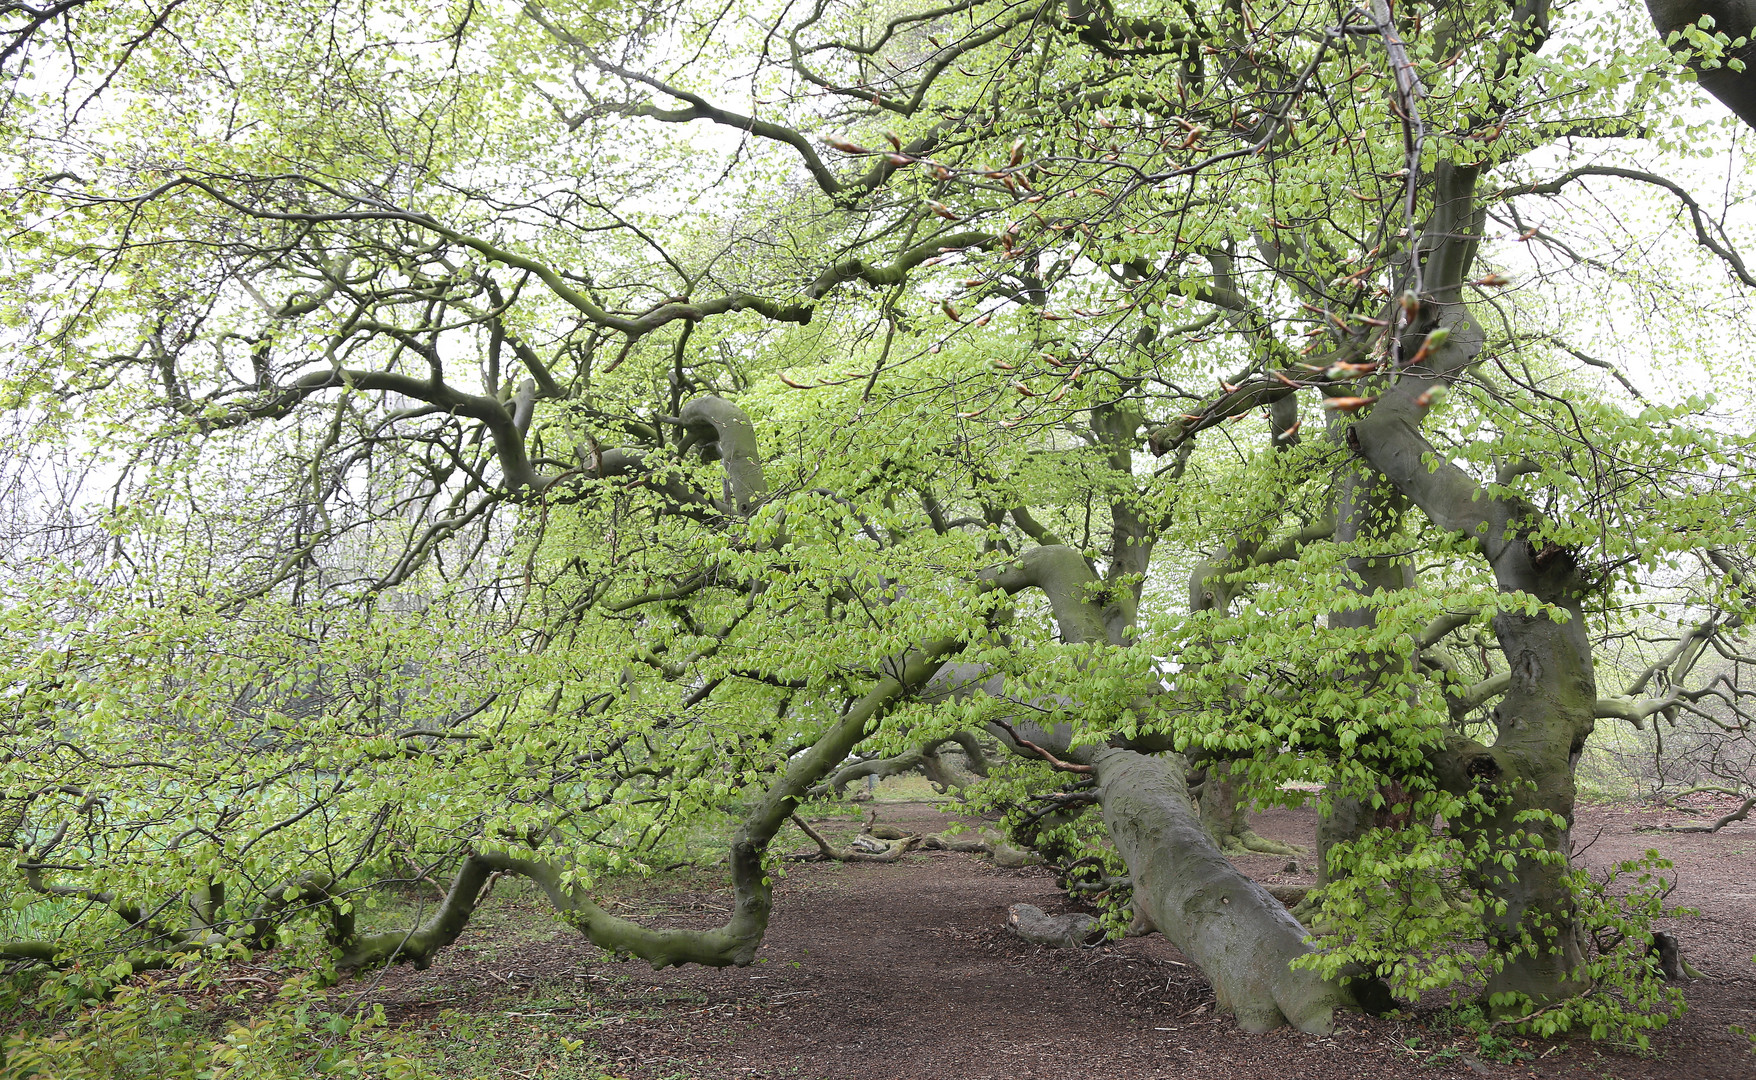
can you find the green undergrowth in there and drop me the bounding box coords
[1406,1000,1668,1068]
[0,806,906,1080]
[0,964,711,1080]
[0,968,715,1080]
[0,805,944,1079]
[402,978,714,1080]
[1,968,446,1080]
[0,823,1710,1078]
[0,862,738,1080]
[0,885,739,1080]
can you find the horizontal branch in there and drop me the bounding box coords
[1496,166,1756,288]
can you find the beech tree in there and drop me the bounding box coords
[4,0,1756,1040]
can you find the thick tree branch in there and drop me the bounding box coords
[1646,0,1756,133]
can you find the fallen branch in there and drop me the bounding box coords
[788,814,918,862]
[788,813,1037,868]
[1635,794,1756,833]
[917,830,1036,867]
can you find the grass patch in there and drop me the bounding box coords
[870,774,955,802]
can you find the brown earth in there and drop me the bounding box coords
[361,796,1756,1080]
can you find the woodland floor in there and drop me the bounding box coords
[344,791,1756,1080]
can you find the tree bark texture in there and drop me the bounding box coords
[1647,0,1756,131]
[1093,748,1356,1034]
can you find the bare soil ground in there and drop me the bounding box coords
[360,795,1756,1080]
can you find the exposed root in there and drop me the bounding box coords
[870,811,1036,867]
[1288,893,1322,924]
[1648,931,1709,981]
[1127,902,1156,938]
[789,814,919,862]
[920,831,1037,867]
[1194,762,1303,858]
[787,814,1037,868]
[1264,884,1309,907]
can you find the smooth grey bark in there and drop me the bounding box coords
[671,395,769,513]
[1647,0,1756,131]
[1094,748,1356,1033]
[1346,163,1595,1005]
[942,542,1365,1032]
[328,399,956,973]
[585,392,773,518]
[1352,386,1595,1000]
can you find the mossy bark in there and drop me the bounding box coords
[1196,762,1301,857]
[1344,186,1598,1002]
[1433,609,1597,1005]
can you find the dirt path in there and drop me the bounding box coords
[366,799,1756,1080]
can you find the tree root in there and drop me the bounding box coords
[789,814,919,862]
[920,830,1037,868]
[1264,884,1309,907]
[1648,932,1710,981]
[867,810,1036,866]
[1193,760,1305,858]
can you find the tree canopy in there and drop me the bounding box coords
[4,0,1756,1043]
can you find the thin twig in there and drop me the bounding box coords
[988,716,1093,774]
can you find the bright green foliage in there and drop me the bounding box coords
[2,965,438,1079]
[1297,818,1690,1044]
[1,0,1754,1043]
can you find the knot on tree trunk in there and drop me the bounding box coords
[1465,754,1503,783]
[1512,648,1544,694]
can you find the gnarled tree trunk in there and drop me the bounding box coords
[1345,164,1598,1003]
[943,545,1366,1032]
[1093,748,1358,1033]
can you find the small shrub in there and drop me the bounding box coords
[1,963,439,1080]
